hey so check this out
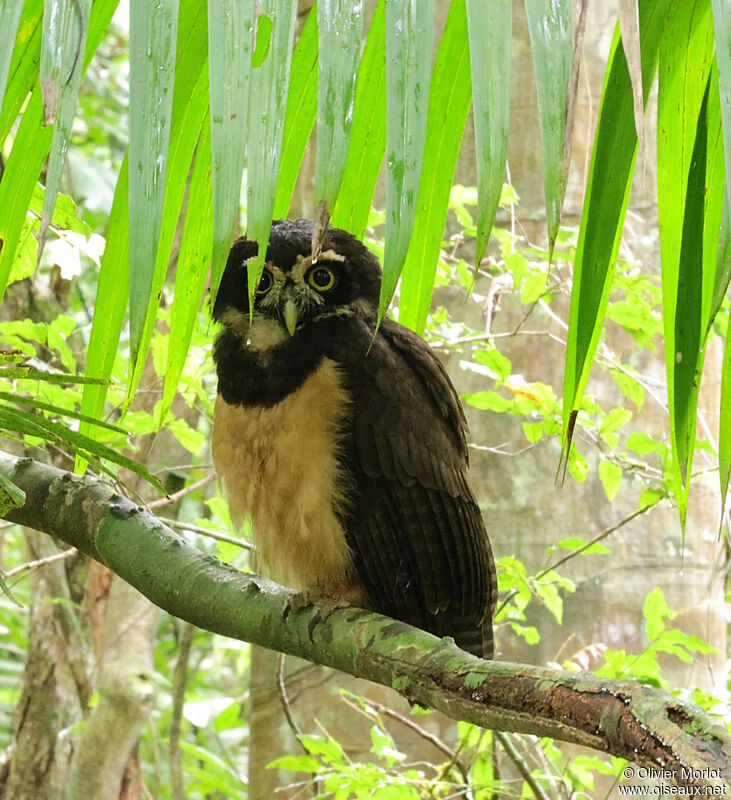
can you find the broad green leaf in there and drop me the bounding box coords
[711,0,731,215]
[465,0,511,267]
[523,0,572,258]
[0,1,23,123]
[398,0,472,334]
[0,0,43,144]
[643,587,675,641]
[272,6,318,219]
[160,119,213,425]
[80,0,209,460]
[598,459,622,502]
[245,3,297,299]
[76,155,129,472]
[128,0,179,370]
[562,0,671,457]
[657,0,715,526]
[124,2,211,408]
[618,0,645,152]
[208,0,254,303]
[720,310,731,522]
[314,0,363,211]
[38,0,92,260]
[330,0,386,239]
[379,0,434,319]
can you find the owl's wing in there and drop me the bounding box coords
[331,317,496,658]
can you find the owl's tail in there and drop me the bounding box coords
[445,614,494,660]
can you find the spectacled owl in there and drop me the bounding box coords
[211,219,497,658]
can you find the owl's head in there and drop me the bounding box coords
[212,219,381,344]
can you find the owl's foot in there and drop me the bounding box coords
[283,591,355,642]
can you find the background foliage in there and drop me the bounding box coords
[0,0,730,798]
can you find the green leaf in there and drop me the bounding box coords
[0,0,43,144]
[76,155,130,471]
[314,0,363,210]
[465,0,511,266]
[462,391,513,412]
[125,0,210,408]
[160,121,213,425]
[555,536,611,555]
[618,0,645,151]
[379,0,434,319]
[598,459,622,502]
[128,0,179,369]
[80,0,209,461]
[710,196,731,328]
[207,0,253,303]
[273,6,318,219]
[398,0,472,334]
[0,90,51,302]
[38,0,91,260]
[720,310,731,523]
[0,470,25,516]
[643,587,675,641]
[711,0,731,218]
[562,0,670,454]
[330,0,386,239]
[0,405,164,493]
[473,346,512,383]
[610,369,645,411]
[522,421,543,444]
[599,407,632,436]
[1,368,109,386]
[0,391,127,434]
[659,5,715,528]
[568,446,588,483]
[523,0,572,258]
[267,755,321,773]
[0,0,117,303]
[245,3,297,300]
[299,734,346,767]
[0,1,23,123]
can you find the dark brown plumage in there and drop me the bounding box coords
[211,219,497,658]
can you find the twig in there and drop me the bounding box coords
[4,546,77,579]
[147,475,215,510]
[495,732,551,800]
[170,621,195,800]
[157,518,253,551]
[495,500,660,619]
[341,695,470,786]
[276,653,321,798]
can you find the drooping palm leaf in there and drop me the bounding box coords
[398,0,472,333]
[379,0,434,319]
[207,0,253,302]
[465,0,511,269]
[244,2,297,301]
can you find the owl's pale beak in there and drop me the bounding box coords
[283,299,299,336]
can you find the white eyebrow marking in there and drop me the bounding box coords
[291,250,346,281]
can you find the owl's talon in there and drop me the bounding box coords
[283,592,352,642]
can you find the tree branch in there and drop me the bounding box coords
[1,452,729,790]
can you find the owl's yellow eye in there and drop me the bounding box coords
[255,268,273,296]
[307,265,336,291]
